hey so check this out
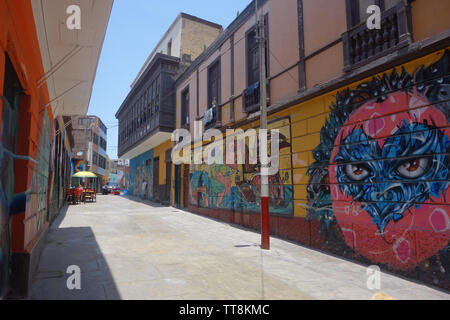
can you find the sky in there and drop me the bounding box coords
[87,0,251,159]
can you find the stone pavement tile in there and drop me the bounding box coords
[109,278,206,300]
[102,257,163,283]
[155,262,217,278]
[144,253,190,266]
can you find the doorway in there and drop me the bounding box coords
[183,164,189,208]
[153,157,160,202]
[165,149,172,204]
[174,165,181,208]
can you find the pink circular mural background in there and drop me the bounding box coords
[329,92,450,270]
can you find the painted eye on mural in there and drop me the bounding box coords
[344,164,371,181]
[396,157,430,179]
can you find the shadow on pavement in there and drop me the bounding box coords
[30,223,121,300]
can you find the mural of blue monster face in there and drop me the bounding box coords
[307,50,450,274]
[334,121,450,235]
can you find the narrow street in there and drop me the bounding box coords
[30,195,449,300]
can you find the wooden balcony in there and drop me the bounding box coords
[342,1,413,71]
[118,109,174,158]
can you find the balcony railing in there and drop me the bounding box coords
[243,81,271,114]
[243,81,260,113]
[342,1,413,71]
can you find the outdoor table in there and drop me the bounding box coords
[83,189,96,203]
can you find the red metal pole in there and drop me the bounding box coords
[261,195,270,249]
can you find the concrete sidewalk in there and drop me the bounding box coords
[30,195,449,300]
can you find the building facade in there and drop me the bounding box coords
[116,13,223,204]
[70,115,108,191]
[108,159,130,190]
[165,0,450,289]
[0,0,112,297]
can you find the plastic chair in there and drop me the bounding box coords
[75,188,83,204]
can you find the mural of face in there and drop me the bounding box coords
[329,92,450,270]
[307,51,450,279]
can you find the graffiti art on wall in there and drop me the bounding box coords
[129,149,153,199]
[190,118,294,215]
[25,109,51,245]
[0,55,24,297]
[71,159,84,175]
[307,50,450,285]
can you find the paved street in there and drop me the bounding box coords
[30,195,449,300]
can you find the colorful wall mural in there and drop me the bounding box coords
[24,109,51,246]
[71,159,84,175]
[189,117,294,216]
[129,149,154,200]
[109,170,128,188]
[0,60,22,297]
[0,63,72,297]
[0,59,54,296]
[307,50,450,286]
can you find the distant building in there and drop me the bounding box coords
[108,159,130,189]
[70,115,108,191]
[116,13,222,203]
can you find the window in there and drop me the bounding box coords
[151,82,155,115]
[207,60,220,109]
[155,76,160,111]
[100,137,106,150]
[93,133,99,145]
[346,0,401,27]
[98,120,107,134]
[93,152,98,165]
[246,17,268,87]
[78,117,90,127]
[98,155,106,169]
[247,29,259,87]
[181,87,190,126]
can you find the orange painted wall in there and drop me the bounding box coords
[0,0,53,253]
[411,0,450,42]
